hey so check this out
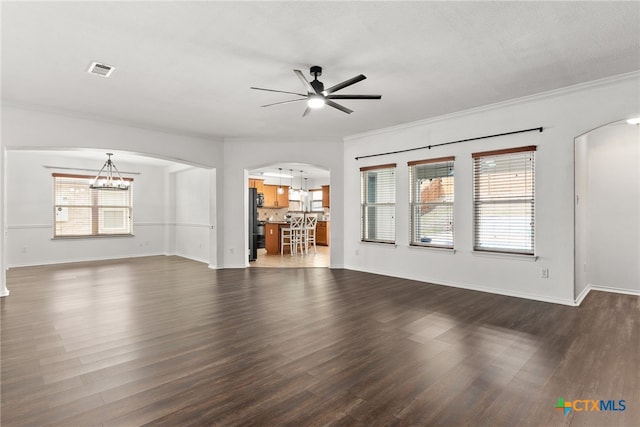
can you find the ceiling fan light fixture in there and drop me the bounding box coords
[307,96,325,109]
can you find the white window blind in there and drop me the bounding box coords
[473,146,536,254]
[53,174,133,238]
[361,164,396,243]
[409,157,454,248]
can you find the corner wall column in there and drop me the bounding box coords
[1,146,10,297]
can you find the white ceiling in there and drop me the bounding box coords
[2,1,639,142]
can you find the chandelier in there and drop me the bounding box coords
[90,153,130,190]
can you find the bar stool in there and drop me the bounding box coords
[303,215,317,254]
[281,214,304,256]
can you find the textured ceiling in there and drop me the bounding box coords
[2,1,639,141]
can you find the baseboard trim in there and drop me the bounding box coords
[574,286,591,306]
[343,264,576,306]
[588,285,640,297]
[7,252,164,269]
[173,252,209,265]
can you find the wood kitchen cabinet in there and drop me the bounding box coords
[322,185,330,208]
[265,223,291,254]
[316,221,330,246]
[249,178,264,194]
[276,187,289,207]
[263,184,289,208]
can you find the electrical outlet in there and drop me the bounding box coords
[21,247,27,254]
[229,248,234,254]
[355,249,359,256]
[540,268,549,279]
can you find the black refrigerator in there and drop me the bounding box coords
[248,188,258,262]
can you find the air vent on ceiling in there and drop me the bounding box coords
[87,61,115,78]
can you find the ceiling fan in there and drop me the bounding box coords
[250,66,381,117]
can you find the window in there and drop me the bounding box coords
[361,164,396,243]
[53,174,133,237]
[409,157,454,248]
[473,146,536,254]
[311,189,323,211]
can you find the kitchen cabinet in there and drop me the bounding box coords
[263,184,289,208]
[322,185,330,208]
[316,221,330,246]
[265,222,291,254]
[249,178,264,194]
[277,187,289,207]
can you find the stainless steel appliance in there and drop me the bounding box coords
[256,221,265,249]
[248,188,259,261]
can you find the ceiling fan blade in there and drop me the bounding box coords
[325,94,382,100]
[323,74,366,95]
[325,99,353,114]
[250,87,307,97]
[294,69,317,94]
[261,98,307,108]
[302,106,311,117]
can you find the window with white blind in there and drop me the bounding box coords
[473,146,536,254]
[53,174,133,238]
[409,157,454,248]
[361,164,396,243]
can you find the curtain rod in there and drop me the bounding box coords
[354,127,543,160]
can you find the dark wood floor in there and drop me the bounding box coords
[1,256,638,427]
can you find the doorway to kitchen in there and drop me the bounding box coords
[247,162,330,268]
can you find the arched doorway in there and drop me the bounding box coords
[574,118,640,301]
[246,162,330,268]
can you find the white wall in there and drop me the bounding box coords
[2,106,222,168]
[575,134,589,299]
[5,151,168,266]
[222,138,344,268]
[585,124,640,294]
[343,74,640,305]
[1,106,222,287]
[1,136,8,296]
[171,167,211,264]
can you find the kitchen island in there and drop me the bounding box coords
[265,220,330,255]
[265,222,290,254]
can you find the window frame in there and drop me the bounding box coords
[408,156,455,249]
[52,173,134,238]
[472,146,536,255]
[360,163,397,244]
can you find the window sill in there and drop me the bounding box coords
[472,250,537,262]
[409,244,456,254]
[360,240,397,247]
[52,234,134,240]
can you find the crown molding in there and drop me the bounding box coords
[345,71,640,141]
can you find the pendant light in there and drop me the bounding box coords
[90,153,129,190]
[277,167,285,195]
[299,170,305,195]
[288,169,296,198]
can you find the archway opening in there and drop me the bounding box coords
[246,162,330,268]
[574,118,640,301]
